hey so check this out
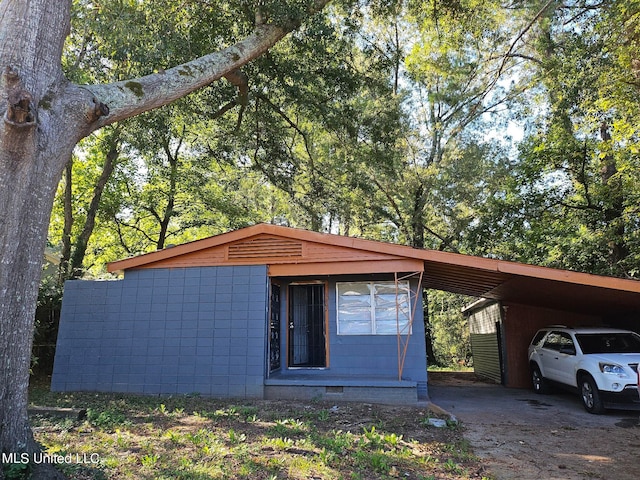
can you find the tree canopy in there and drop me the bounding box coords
[51,2,640,278]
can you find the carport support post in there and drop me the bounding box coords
[395,271,424,381]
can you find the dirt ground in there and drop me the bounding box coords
[428,372,640,480]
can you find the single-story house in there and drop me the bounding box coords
[51,224,640,403]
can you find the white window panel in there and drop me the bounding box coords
[337,281,412,335]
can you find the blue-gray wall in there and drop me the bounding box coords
[273,277,428,393]
[51,265,269,397]
[52,268,427,401]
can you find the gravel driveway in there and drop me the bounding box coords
[428,372,640,480]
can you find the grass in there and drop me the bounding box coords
[18,380,493,480]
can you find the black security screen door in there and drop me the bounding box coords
[288,284,326,368]
[269,284,281,372]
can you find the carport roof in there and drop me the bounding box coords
[108,223,640,315]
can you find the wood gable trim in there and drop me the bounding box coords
[269,259,424,277]
[107,225,418,274]
[226,235,304,261]
[418,249,640,294]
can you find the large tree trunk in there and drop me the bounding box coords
[0,1,331,475]
[0,144,73,480]
[0,1,76,470]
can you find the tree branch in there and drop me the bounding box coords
[85,25,285,127]
[225,69,249,130]
[257,92,315,162]
[497,0,555,79]
[84,1,332,130]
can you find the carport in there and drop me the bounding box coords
[417,254,640,388]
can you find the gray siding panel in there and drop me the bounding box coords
[467,302,502,384]
[470,333,502,384]
[51,266,268,398]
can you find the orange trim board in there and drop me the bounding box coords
[494,260,640,292]
[268,259,424,277]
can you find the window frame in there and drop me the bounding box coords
[336,280,412,336]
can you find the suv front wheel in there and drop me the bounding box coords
[579,374,604,414]
[531,364,550,394]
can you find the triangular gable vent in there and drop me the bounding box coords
[227,236,303,260]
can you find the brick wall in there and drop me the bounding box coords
[51,265,268,397]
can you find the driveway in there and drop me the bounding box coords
[428,373,640,480]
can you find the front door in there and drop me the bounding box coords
[288,284,326,368]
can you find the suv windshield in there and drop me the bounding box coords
[575,333,640,354]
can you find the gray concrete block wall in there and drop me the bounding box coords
[327,278,428,384]
[264,385,418,405]
[51,265,268,398]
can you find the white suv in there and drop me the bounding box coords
[528,326,640,413]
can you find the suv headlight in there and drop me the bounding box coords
[599,363,629,377]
